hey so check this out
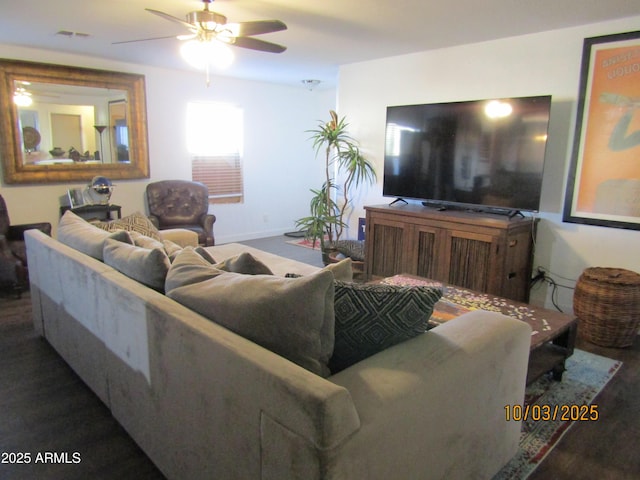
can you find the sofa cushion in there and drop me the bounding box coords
[57,210,132,260]
[214,252,274,275]
[195,246,216,264]
[329,282,443,373]
[127,230,188,263]
[103,238,171,292]
[325,258,353,282]
[166,248,335,377]
[95,211,162,241]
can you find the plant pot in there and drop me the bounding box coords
[321,246,339,266]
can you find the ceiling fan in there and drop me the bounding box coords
[115,0,287,54]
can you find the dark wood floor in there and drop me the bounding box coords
[1,236,639,479]
[529,335,640,480]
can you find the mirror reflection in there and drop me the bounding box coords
[0,59,149,184]
[16,81,129,166]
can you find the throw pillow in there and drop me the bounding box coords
[166,249,335,377]
[126,231,187,263]
[214,252,274,275]
[95,211,162,241]
[103,238,171,292]
[329,281,443,373]
[128,230,164,250]
[285,258,353,282]
[57,210,132,260]
[164,247,225,292]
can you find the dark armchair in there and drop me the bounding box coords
[0,194,52,296]
[146,180,216,246]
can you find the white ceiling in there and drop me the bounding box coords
[1,0,639,88]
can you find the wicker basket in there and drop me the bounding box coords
[573,267,640,347]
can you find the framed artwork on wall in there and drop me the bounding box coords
[563,30,640,230]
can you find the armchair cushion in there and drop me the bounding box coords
[146,180,216,246]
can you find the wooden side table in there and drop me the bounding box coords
[60,204,122,221]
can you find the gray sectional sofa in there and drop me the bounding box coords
[25,217,531,480]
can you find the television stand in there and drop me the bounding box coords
[364,203,539,302]
[389,198,408,206]
[486,208,525,219]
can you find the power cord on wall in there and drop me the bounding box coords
[530,266,577,313]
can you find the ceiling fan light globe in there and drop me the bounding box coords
[14,92,33,107]
[180,40,234,70]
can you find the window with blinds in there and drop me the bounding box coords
[187,102,244,204]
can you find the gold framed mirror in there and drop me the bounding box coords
[0,59,149,184]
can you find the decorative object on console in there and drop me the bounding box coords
[146,180,216,246]
[86,175,115,204]
[49,147,65,158]
[563,30,640,230]
[67,188,87,208]
[295,110,376,264]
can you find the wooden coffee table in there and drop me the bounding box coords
[380,275,578,385]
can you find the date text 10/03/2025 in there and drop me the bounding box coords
[505,404,599,422]
[2,452,81,464]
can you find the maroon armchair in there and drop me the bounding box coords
[146,180,216,246]
[0,194,52,296]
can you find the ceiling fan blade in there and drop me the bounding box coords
[231,36,287,54]
[112,35,180,45]
[229,20,287,37]
[145,8,196,31]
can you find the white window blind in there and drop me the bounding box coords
[187,102,244,204]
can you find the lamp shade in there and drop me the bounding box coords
[180,39,234,71]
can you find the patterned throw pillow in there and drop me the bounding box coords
[329,281,442,373]
[95,211,162,241]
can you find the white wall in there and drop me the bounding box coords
[0,44,335,243]
[338,17,640,312]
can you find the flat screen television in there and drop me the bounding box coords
[383,95,552,215]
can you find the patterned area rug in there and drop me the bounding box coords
[285,237,322,250]
[493,349,622,479]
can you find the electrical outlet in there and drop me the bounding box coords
[531,267,546,284]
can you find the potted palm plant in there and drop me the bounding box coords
[296,111,376,264]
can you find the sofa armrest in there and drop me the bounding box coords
[328,310,531,479]
[200,213,216,246]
